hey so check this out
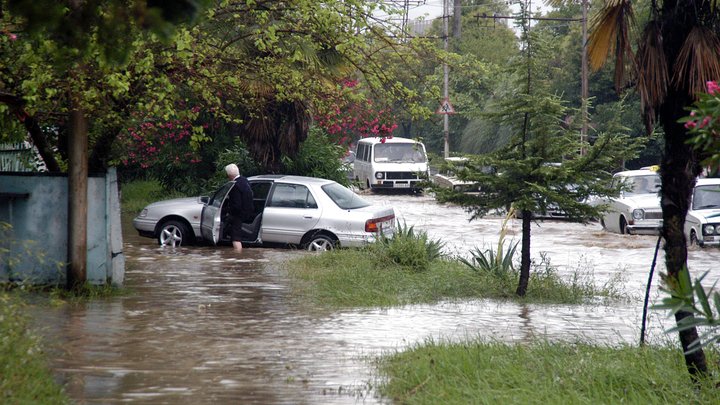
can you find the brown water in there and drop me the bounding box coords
[33,193,720,404]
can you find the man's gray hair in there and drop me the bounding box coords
[225,163,240,178]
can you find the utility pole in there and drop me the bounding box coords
[443,0,450,159]
[580,0,588,155]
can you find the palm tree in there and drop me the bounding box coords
[587,0,720,378]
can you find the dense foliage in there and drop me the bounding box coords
[0,0,437,176]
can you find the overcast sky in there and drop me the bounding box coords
[387,0,551,21]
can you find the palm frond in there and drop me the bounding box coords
[587,0,635,91]
[673,26,720,97]
[543,0,570,8]
[635,20,667,132]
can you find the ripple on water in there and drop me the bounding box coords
[34,199,720,405]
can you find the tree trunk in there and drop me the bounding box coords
[516,210,532,296]
[0,93,62,172]
[23,111,63,172]
[88,126,120,173]
[659,87,707,378]
[67,93,89,290]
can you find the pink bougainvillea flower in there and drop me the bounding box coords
[685,120,697,130]
[700,116,712,128]
[707,81,720,95]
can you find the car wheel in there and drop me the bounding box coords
[690,230,703,247]
[306,234,336,252]
[619,216,628,235]
[158,220,193,247]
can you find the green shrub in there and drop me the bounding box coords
[372,222,445,272]
[280,127,352,185]
[205,137,262,192]
[120,179,186,213]
[460,208,518,286]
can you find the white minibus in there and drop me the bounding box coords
[353,136,429,191]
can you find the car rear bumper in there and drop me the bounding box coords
[337,227,396,247]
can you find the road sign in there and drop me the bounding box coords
[437,98,455,114]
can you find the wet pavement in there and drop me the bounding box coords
[34,193,720,404]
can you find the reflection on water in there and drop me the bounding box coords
[32,194,720,404]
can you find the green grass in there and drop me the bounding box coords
[120,179,186,214]
[287,251,482,307]
[0,293,70,405]
[284,248,625,308]
[377,339,719,405]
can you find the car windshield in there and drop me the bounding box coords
[625,174,661,195]
[373,143,426,163]
[693,184,720,210]
[321,182,370,210]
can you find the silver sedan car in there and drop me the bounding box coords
[133,175,396,250]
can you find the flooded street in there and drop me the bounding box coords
[36,193,720,404]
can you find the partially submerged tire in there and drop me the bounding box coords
[306,234,336,252]
[619,216,628,235]
[158,220,193,247]
[690,230,703,247]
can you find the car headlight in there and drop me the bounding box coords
[138,209,148,218]
[703,224,717,236]
[375,172,385,179]
[632,209,644,220]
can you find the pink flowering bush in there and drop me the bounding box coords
[114,108,242,194]
[681,80,720,174]
[116,106,207,169]
[314,78,398,146]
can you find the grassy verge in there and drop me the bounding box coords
[285,214,624,308]
[285,248,624,308]
[377,338,719,405]
[119,179,186,214]
[0,293,70,405]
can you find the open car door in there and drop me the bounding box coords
[200,181,235,245]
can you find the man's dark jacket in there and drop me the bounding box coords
[228,175,254,223]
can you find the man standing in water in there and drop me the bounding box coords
[224,164,254,252]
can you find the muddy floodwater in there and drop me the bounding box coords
[34,193,720,404]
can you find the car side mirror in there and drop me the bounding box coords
[199,196,209,204]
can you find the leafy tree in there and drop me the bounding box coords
[586,0,720,377]
[683,80,720,173]
[390,0,518,155]
[432,11,642,296]
[313,78,399,146]
[0,0,204,289]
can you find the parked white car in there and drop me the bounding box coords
[133,175,396,250]
[685,178,720,247]
[597,168,662,234]
[432,157,481,192]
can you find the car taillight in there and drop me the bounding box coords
[365,214,395,232]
